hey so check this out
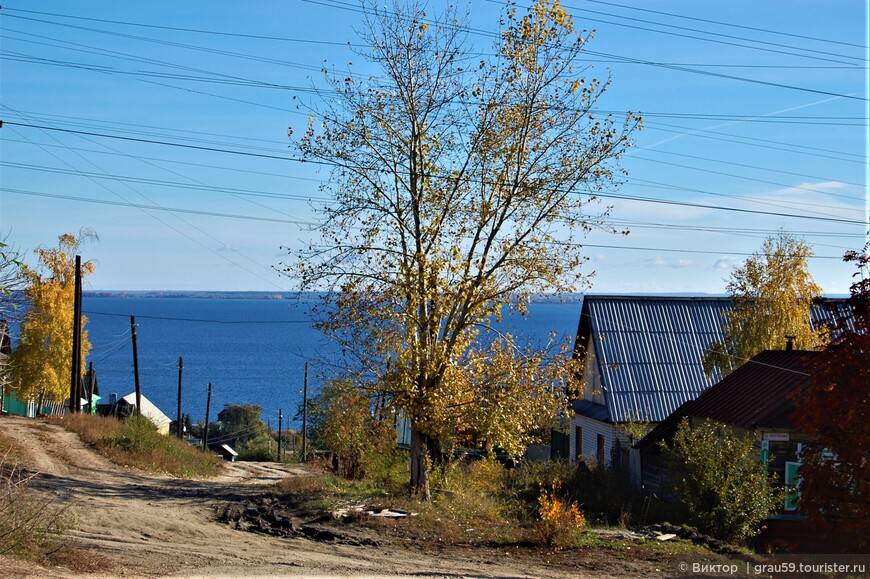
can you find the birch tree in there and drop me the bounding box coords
[8,232,95,407]
[289,0,638,499]
[703,231,824,378]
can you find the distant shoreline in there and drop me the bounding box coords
[82,290,587,303]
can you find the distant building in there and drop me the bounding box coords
[99,392,173,435]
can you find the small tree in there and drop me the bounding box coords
[8,232,96,407]
[704,231,824,378]
[663,418,782,543]
[215,404,268,447]
[791,247,869,551]
[310,378,395,479]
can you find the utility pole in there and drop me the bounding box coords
[176,357,183,439]
[302,362,308,462]
[203,382,212,450]
[277,408,283,462]
[130,315,141,415]
[70,255,82,413]
[87,362,95,414]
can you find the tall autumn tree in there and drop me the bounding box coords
[703,231,824,378]
[8,232,96,408]
[289,0,638,499]
[791,247,869,551]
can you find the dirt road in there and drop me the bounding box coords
[0,415,661,578]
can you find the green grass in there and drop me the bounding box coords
[56,413,222,478]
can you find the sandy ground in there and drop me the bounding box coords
[0,415,665,578]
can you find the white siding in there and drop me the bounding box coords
[569,414,628,466]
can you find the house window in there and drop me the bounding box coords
[575,426,583,462]
[597,434,605,465]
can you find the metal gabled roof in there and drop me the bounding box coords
[578,296,733,423]
[573,295,844,424]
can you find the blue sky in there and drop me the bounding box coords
[1,0,867,295]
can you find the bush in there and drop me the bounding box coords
[537,480,586,546]
[663,418,782,543]
[236,435,275,461]
[310,379,397,479]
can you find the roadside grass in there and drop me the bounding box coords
[55,413,222,478]
[0,432,70,563]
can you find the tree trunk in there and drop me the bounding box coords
[409,426,431,501]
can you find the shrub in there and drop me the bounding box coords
[663,418,782,543]
[236,435,275,461]
[537,480,586,546]
[310,379,396,479]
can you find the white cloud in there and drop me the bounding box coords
[713,256,741,271]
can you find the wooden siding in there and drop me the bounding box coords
[570,414,629,467]
[580,335,605,405]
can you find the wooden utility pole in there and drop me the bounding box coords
[130,316,141,415]
[176,357,183,439]
[277,408,283,462]
[302,362,308,461]
[70,255,82,413]
[87,362,95,414]
[203,382,212,450]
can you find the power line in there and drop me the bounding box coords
[581,0,868,50]
[5,3,866,102]
[2,188,318,226]
[4,121,864,227]
[1,160,327,203]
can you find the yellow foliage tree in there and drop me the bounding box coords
[8,232,95,409]
[290,0,638,499]
[703,231,824,378]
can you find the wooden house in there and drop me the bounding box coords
[634,349,816,510]
[569,295,842,485]
[569,296,732,480]
[99,392,173,435]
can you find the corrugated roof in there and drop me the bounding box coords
[635,350,817,451]
[573,295,842,423]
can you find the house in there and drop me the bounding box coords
[568,295,842,482]
[634,349,816,507]
[213,443,238,462]
[99,392,173,435]
[632,349,859,553]
[569,296,732,477]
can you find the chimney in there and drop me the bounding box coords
[785,335,796,351]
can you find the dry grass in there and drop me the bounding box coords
[55,413,222,478]
[38,541,117,573]
[0,446,70,561]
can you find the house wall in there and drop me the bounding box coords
[569,414,627,466]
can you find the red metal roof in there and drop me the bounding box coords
[635,350,818,450]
